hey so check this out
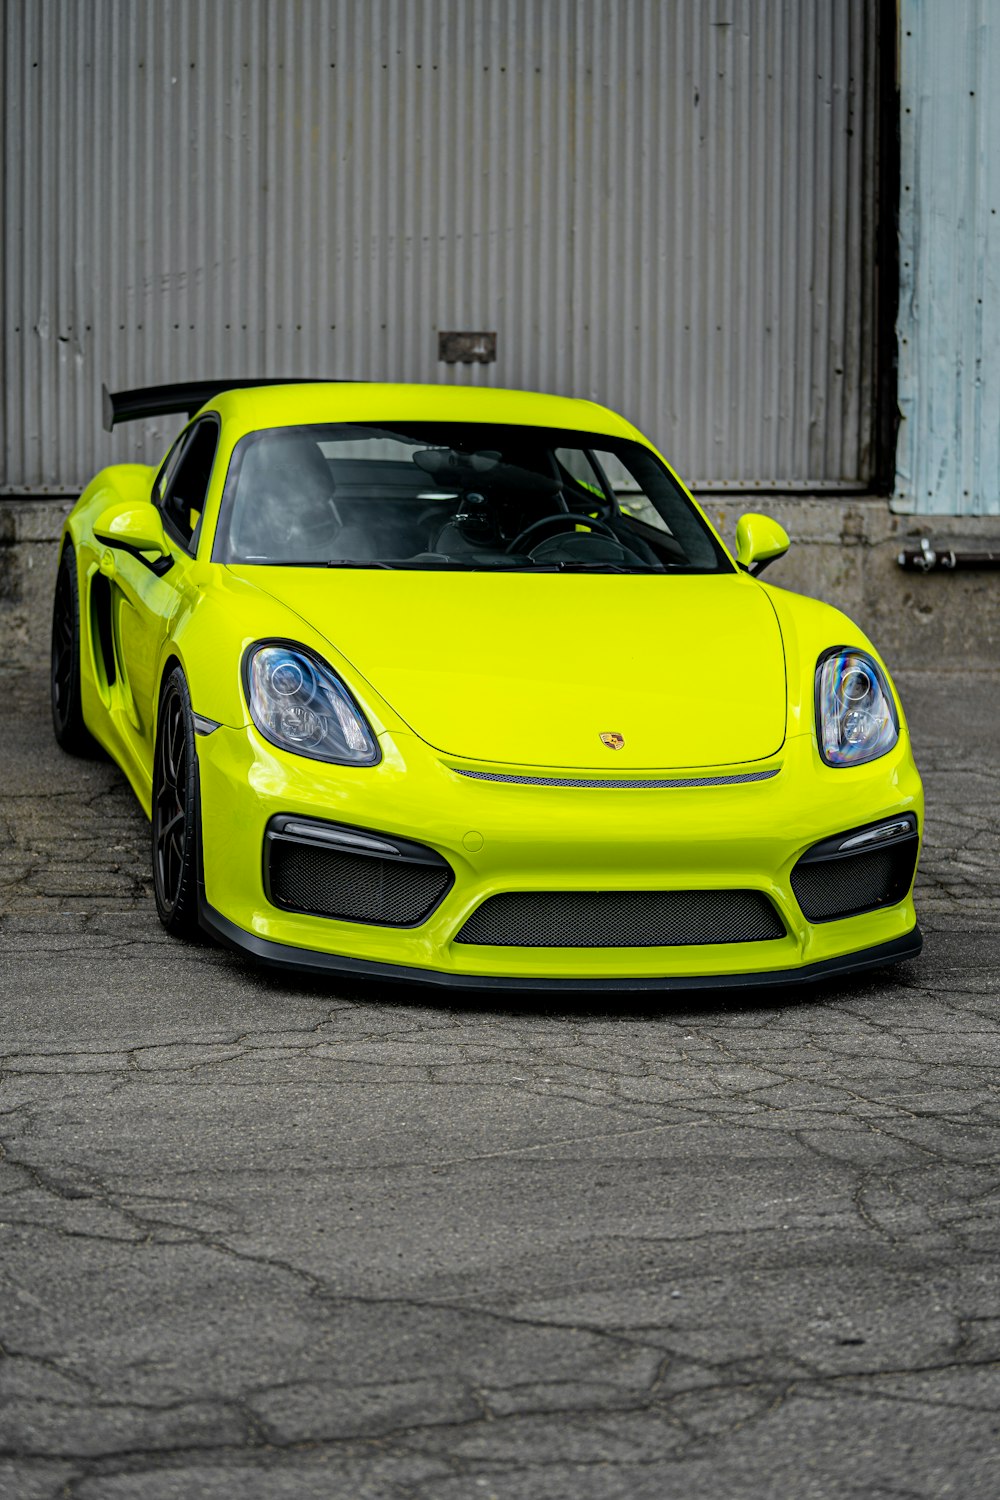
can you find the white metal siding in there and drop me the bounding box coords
[895,0,1000,516]
[3,0,878,493]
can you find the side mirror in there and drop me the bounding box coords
[735,512,790,576]
[94,501,173,575]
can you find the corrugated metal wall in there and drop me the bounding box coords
[895,1,1000,516]
[2,0,878,494]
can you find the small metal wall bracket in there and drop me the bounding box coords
[438,331,497,364]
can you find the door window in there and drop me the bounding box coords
[155,419,219,549]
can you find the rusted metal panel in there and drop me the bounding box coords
[895,0,1000,516]
[3,0,878,493]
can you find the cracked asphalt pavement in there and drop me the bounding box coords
[1,665,998,1499]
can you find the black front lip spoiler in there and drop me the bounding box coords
[198,898,923,993]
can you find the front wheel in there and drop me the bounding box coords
[51,544,98,755]
[152,667,202,939]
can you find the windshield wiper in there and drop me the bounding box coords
[541,561,664,574]
[322,557,665,574]
[325,558,492,571]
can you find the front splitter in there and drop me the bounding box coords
[198,898,923,994]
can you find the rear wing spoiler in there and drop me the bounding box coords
[102,378,342,432]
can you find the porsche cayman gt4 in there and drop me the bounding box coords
[51,380,923,990]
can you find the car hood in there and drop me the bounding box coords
[232,568,787,769]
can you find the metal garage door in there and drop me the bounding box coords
[2,0,879,493]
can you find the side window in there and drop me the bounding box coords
[155,420,219,549]
[153,434,187,509]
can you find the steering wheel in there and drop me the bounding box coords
[506,512,618,555]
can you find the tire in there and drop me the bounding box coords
[51,544,99,756]
[152,667,203,939]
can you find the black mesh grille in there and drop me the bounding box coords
[456,889,785,947]
[455,768,780,789]
[268,840,451,927]
[791,841,918,923]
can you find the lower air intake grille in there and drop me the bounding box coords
[456,889,785,947]
[267,824,452,927]
[791,841,919,923]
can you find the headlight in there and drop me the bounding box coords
[244,642,380,765]
[816,648,899,767]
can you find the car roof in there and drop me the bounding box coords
[206,381,644,442]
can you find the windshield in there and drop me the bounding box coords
[214,421,730,573]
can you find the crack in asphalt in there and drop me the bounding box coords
[1,666,998,1496]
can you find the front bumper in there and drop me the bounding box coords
[195,723,924,987]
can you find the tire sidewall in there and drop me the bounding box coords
[152,666,202,936]
[51,544,89,750]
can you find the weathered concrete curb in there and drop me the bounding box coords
[2,495,998,670]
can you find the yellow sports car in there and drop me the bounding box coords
[51,381,923,990]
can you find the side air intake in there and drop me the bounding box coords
[791,815,920,923]
[265,815,452,928]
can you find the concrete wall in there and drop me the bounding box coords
[4,496,996,674]
[0,500,68,666]
[704,499,999,670]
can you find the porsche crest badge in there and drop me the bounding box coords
[600,732,625,751]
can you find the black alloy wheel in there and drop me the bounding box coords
[51,544,98,755]
[152,667,202,938]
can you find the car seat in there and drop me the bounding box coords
[229,433,339,561]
